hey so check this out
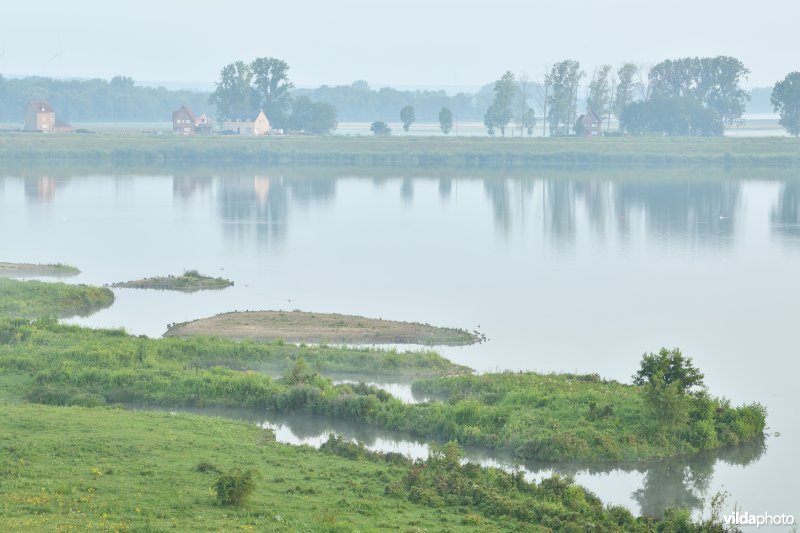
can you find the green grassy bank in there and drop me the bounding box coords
[0,319,764,463]
[1,133,799,167]
[0,278,114,319]
[0,404,735,531]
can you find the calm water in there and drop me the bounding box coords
[2,167,799,521]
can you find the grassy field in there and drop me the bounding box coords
[0,404,730,532]
[1,133,799,167]
[0,319,764,462]
[111,270,233,292]
[165,310,481,346]
[0,262,80,278]
[0,279,114,319]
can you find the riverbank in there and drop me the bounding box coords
[0,279,114,319]
[1,133,799,167]
[1,319,764,463]
[0,404,728,531]
[111,270,233,292]
[164,310,481,345]
[0,262,79,277]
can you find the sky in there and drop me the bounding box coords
[0,0,797,91]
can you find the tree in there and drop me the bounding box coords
[633,348,705,395]
[634,348,705,439]
[400,105,415,133]
[438,107,453,134]
[587,65,612,121]
[251,57,295,130]
[648,56,750,126]
[620,96,723,136]
[771,72,800,137]
[613,63,640,131]
[522,108,536,136]
[370,121,391,135]
[546,60,584,135]
[289,96,338,134]
[485,71,516,136]
[209,61,255,121]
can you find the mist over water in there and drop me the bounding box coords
[2,167,798,518]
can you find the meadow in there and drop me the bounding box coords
[0,278,114,319]
[0,404,731,531]
[1,133,799,167]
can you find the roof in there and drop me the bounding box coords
[172,105,196,122]
[55,118,72,128]
[225,110,267,122]
[27,100,55,114]
[584,109,601,123]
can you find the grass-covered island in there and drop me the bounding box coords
[110,270,233,292]
[0,404,733,531]
[0,261,80,277]
[0,278,114,319]
[0,319,764,463]
[1,133,800,168]
[164,310,482,345]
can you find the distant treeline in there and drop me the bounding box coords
[294,81,498,122]
[0,72,778,124]
[0,75,213,123]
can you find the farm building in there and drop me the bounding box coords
[223,110,270,135]
[23,100,73,133]
[575,109,602,137]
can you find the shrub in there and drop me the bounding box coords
[213,468,258,506]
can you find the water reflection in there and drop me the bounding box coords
[148,404,765,517]
[173,175,212,200]
[771,182,800,242]
[25,176,63,203]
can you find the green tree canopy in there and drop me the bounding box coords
[546,60,584,136]
[288,96,338,134]
[771,72,800,137]
[485,71,516,136]
[587,65,612,120]
[370,120,391,135]
[613,63,640,131]
[633,347,705,395]
[620,96,723,136]
[438,107,453,134]
[400,105,415,132]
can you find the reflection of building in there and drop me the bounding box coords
[253,177,270,206]
[24,177,58,203]
[223,111,270,135]
[23,100,73,133]
[172,176,212,200]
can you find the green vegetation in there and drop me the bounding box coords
[0,405,739,531]
[0,279,114,319]
[0,319,763,462]
[771,72,800,137]
[439,106,453,134]
[164,310,481,346]
[110,270,233,292]
[400,105,415,133]
[370,121,391,135]
[0,262,80,277]
[2,134,800,167]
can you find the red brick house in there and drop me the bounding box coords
[575,109,602,137]
[172,105,197,134]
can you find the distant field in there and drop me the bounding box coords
[0,133,799,167]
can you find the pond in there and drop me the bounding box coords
[1,165,798,519]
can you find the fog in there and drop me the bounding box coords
[0,0,797,89]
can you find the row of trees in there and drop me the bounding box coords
[209,57,337,134]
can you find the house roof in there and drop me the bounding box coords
[55,118,72,128]
[225,110,267,122]
[172,105,196,122]
[27,100,55,114]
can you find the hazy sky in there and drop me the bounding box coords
[1,1,797,90]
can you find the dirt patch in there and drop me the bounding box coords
[164,310,482,346]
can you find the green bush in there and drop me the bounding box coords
[213,468,258,506]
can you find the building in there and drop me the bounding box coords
[223,110,270,135]
[575,109,602,137]
[23,100,72,132]
[172,105,198,134]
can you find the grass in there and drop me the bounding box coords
[0,278,114,319]
[111,270,233,292]
[0,319,764,462]
[0,404,733,531]
[0,262,80,277]
[1,133,799,167]
[165,310,481,346]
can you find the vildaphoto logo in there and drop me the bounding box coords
[723,511,795,528]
